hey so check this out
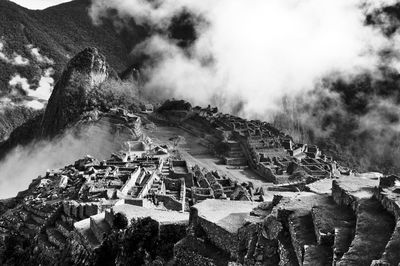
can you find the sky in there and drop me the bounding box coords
[10,0,72,10]
[90,0,400,118]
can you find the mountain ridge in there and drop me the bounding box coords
[0,0,147,139]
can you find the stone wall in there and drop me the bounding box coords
[156,194,187,212]
[63,201,99,220]
[332,180,358,212]
[198,216,239,259]
[374,188,400,220]
[164,178,182,191]
[120,167,141,195]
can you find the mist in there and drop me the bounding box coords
[89,0,400,118]
[3,42,55,110]
[0,122,126,199]
[88,0,400,173]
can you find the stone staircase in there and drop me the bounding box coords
[161,161,170,177]
[281,189,398,266]
[224,141,248,166]
[330,176,400,266]
[149,180,162,194]
[311,197,355,247]
[166,189,181,200]
[278,185,365,266]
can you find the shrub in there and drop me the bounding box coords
[113,212,128,230]
[87,79,140,112]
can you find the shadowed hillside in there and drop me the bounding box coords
[0,0,147,139]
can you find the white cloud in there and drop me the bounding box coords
[90,0,400,118]
[9,74,30,92]
[0,40,30,66]
[8,68,54,109]
[32,68,55,100]
[11,54,30,66]
[23,100,44,110]
[28,46,54,65]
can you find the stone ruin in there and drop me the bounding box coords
[1,104,400,265]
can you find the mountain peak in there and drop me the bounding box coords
[40,47,117,137]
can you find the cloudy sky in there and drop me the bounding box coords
[10,0,72,10]
[90,0,399,118]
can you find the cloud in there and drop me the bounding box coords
[8,68,54,110]
[0,41,55,110]
[28,45,54,65]
[8,74,30,92]
[0,40,30,66]
[11,54,30,66]
[33,68,55,100]
[0,122,126,199]
[89,0,399,118]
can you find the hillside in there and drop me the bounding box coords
[0,0,144,86]
[0,0,147,139]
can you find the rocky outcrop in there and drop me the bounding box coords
[41,47,118,137]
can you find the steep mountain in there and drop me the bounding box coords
[0,46,141,161]
[41,47,118,137]
[0,0,144,86]
[0,0,147,139]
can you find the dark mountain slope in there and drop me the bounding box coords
[0,0,147,139]
[0,46,140,156]
[0,0,144,90]
[41,47,119,137]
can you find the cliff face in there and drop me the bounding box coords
[40,47,117,137]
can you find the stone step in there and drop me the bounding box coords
[227,151,244,157]
[371,220,400,266]
[311,197,355,245]
[337,198,395,266]
[166,190,180,200]
[46,227,67,249]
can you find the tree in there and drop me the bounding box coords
[113,212,128,230]
[120,217,160,265]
